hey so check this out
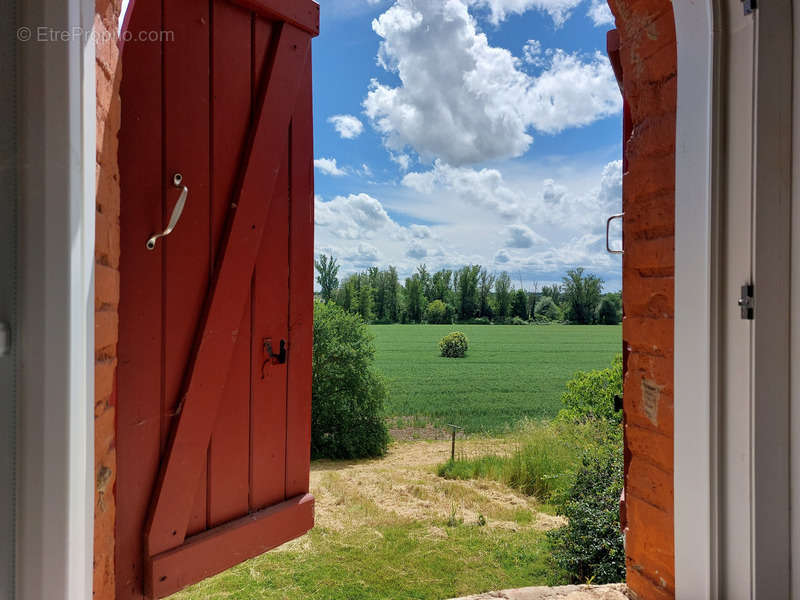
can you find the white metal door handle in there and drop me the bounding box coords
[147,173,188,250]
[606,213,624,254]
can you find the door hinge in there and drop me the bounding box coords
[738,284,754,320]
[742,0,757,15]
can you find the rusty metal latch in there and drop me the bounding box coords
[606,213,624,254]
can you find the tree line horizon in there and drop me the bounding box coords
[314,254,621,325]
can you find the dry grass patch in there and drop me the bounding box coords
[312,439,560,533]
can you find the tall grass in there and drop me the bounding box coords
[437,419,619,503]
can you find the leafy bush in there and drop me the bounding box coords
[547,440,625,584]
[439,331,469,358]
[425,299,455,324]
[596,297,620,325]
[535,296,563,322]
[510,316,529,326]
[312,300,390,459]
[557,354,623,425]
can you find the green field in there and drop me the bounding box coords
[371,324,622,433]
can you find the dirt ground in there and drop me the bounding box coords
[307,439,566,536]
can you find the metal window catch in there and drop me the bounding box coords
[606,213,624,254]
[261,338,287,378]
[739,284,754,320]
[146,173,189,250]
[0,322,10,357]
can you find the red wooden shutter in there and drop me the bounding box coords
[116,2,318,598]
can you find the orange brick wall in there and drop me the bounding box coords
[94,0,122,596]
[609,0,676,598]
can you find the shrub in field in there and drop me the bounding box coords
[510,316,529,326]
[425,299,455,324]
[535,296,562,322]
[558,354,623,425]
[547,440,625,584]
[439,331,469,358]
[312,300,389,459]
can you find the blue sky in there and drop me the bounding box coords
[313,0,623,291]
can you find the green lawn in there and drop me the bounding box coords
[371,324,621,433]
[171,519,553,600]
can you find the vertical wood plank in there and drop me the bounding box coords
[144,23,310,557]
[116,0,163,596]
[286,55,314,498]
[250,16,288,510]
[163,0,211,537]
[207,0,253,528]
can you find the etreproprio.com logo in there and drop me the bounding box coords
[17,26,174,43]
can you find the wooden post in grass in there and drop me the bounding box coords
[447,424,463,461]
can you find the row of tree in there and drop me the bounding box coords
[314,254,621,325]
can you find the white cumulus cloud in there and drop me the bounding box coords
[314,157,347,176]
[328,114,365,139]
[522,39,545,67]
[315,193,398,239]
[505,224,547,248]
[406,240,428,259]
[409,224,433,239]
[403,160,521,219]
[587,0,614,26]
[469,0,583,26]
[314,158,623,288]
[363,0,621,165]
[347,242,381,265]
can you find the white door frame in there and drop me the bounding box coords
[15,0,96,597]
[673,1,717,597]
[674,1,794,597]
